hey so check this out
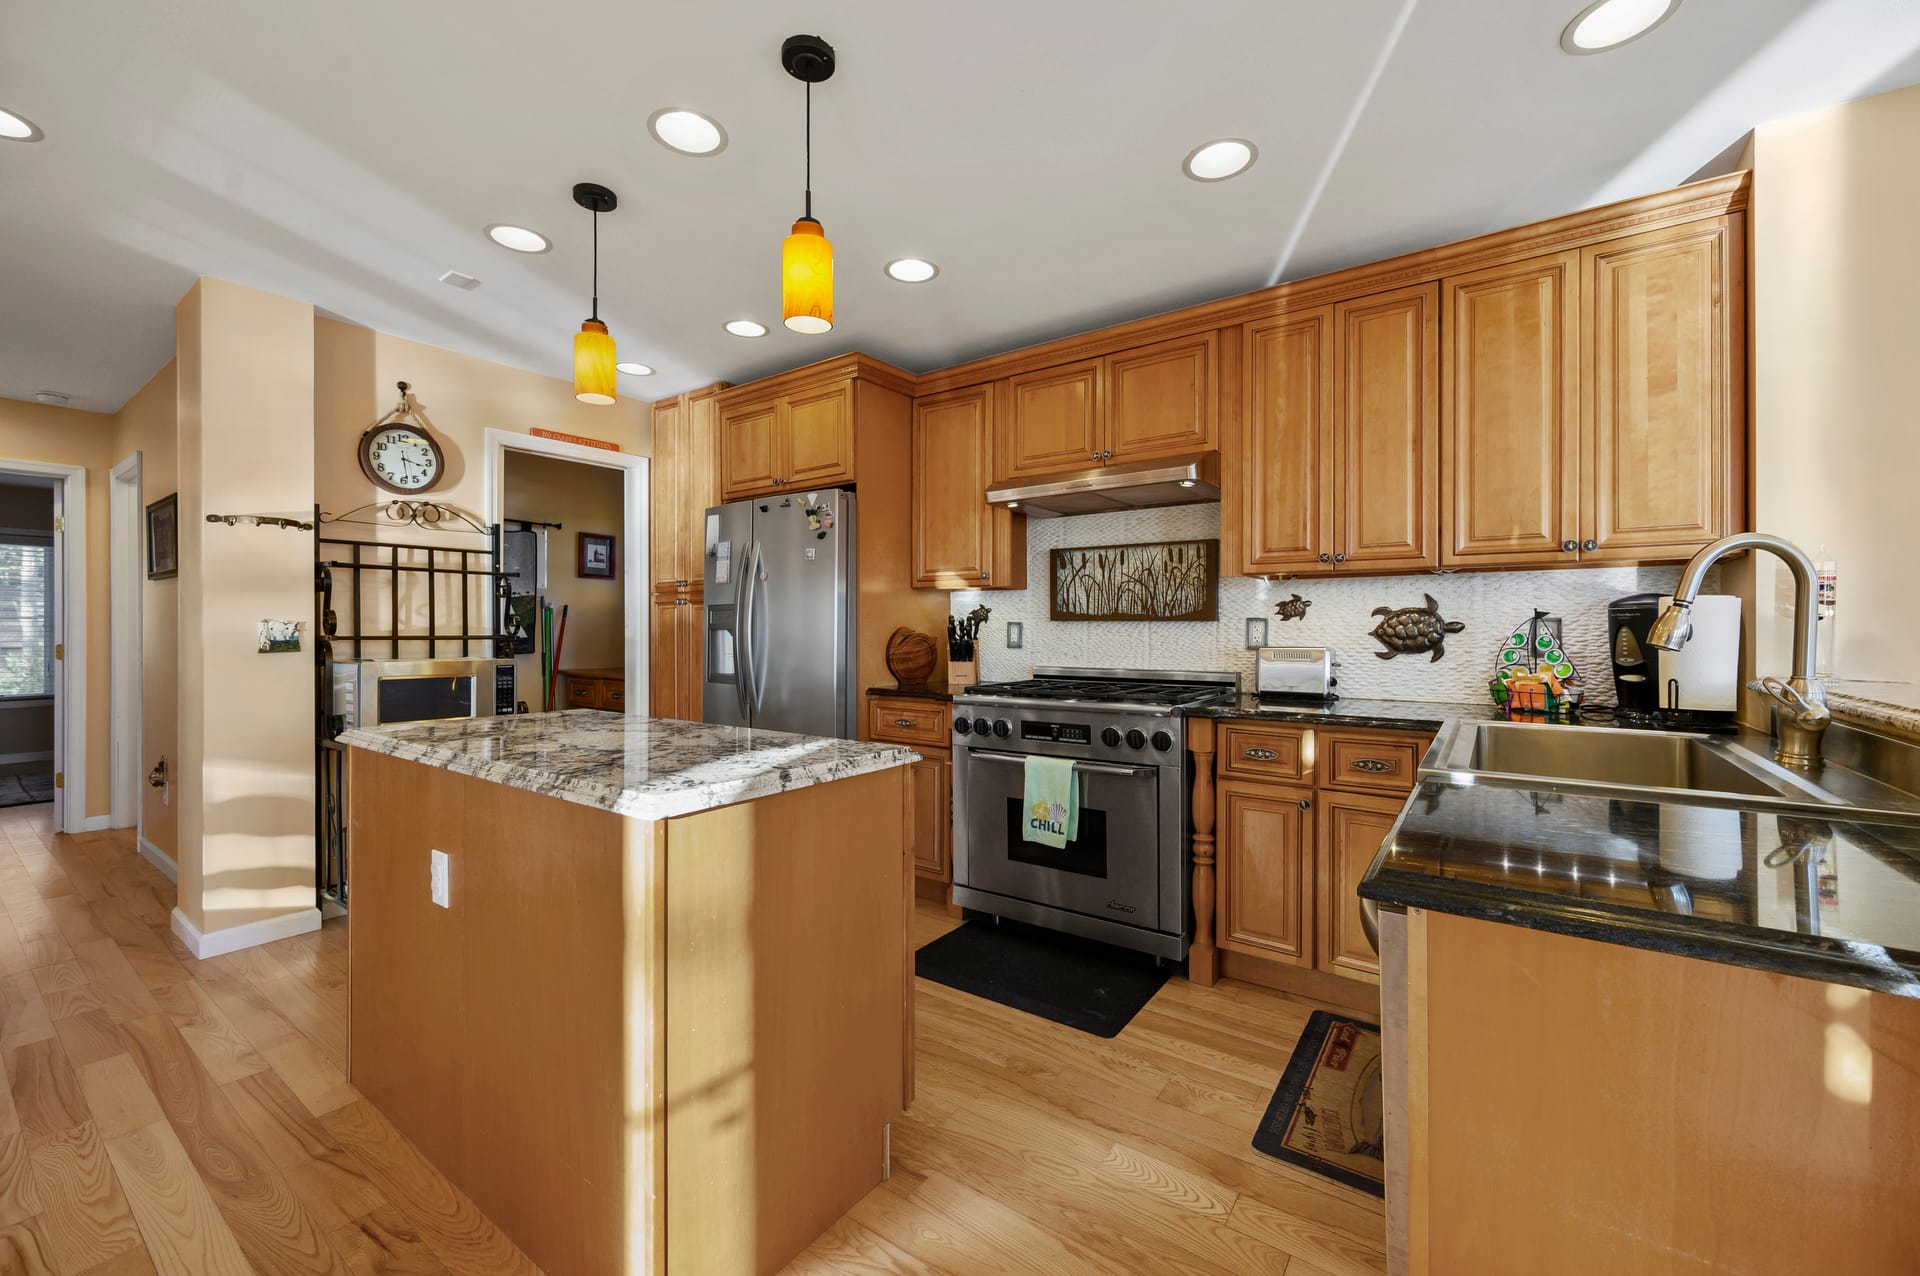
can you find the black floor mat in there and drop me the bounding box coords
[914,918,1172,1038]
[0,774,53,809]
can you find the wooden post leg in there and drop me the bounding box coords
[1188,718,1220,986]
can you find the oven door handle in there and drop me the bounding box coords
[969,751,1157,778]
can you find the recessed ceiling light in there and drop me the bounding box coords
[1561,0,1679,53]
[33,392,69,406]
[485,224,550,253]
[616,362,654,376]
[1182,138,1257,182]
[885,258,939,283]
[0,107,43,142]
[724,320,768,338]
[649,108,728,156]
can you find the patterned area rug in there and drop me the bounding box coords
[1252,1010,1385,1197]
[0,773,55,809]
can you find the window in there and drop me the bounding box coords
[0,534,52,699]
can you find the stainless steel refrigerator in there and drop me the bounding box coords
[701,489,857,737]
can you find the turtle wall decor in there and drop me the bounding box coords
[1272,593,1313,622]
[1369,594,1465,662]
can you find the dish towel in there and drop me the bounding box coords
[1022,755,1080,848]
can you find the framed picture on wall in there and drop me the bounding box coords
[577,532,616,580]
[145,493,178,580]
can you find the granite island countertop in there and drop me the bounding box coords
[338,710,919,821]
[1361,772,1920,998]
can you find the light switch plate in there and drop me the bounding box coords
[430,850,450,908]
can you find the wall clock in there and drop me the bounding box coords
[356,381,446,494]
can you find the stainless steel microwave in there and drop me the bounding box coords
[329,657,516,731]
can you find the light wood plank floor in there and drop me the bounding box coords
[0,806,1385,1275]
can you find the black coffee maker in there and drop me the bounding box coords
[1608,594,1663,718]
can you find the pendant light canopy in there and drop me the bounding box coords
[781,34,835,335]
[572,182,619,405]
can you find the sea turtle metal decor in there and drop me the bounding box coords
[1272,593,1312,622]
[1368,594,1465,662]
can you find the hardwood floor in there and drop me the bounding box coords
[0,804,1385,1275]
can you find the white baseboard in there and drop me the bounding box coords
[171,905,322,961]
[0,750,53,766]
[135,835,178,881]
[78,814,111,832]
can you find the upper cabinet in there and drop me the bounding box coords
[1231,309,1334,575]
[911,385,1027,591]
[1441,253,1581,567]
[1335,283,1439,573]
[716,358,912,503]
[650,383,726,592]
[1581,217,1741,562]
[993,335,1219,482]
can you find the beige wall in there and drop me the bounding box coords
[1751,83,1920,685]
[0,397,115,819]
[111,362,179,859]
[175,279,317,935]
[503,451,627,699]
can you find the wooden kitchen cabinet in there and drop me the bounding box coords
[1441,252,1581,567]
[1218,780,1314,967]
[999,360,1103,479]
[868,693,957,903]
[911,385,1027,590]
[1334,282,1439,573]
[650,383,725,590]
[715,360,912,502]
[561,667,627,713]
[1315,790,1403,984]
[783,381,856,489]
[717,398,785,502]
[1104,331,1217,462]
[647,594,701,720]
[906,753,952,880]
[1581,216,1742,562]
[1232,307,1334,575]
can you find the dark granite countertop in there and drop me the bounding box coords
[1186,694,1501,731]
[866,685,956,702]
[1361,775,1920,998]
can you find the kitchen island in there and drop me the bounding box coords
[339,710,920,1276]
[1361,737,1920,1275]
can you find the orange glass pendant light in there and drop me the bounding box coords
[780,35,836,334]
[572,182,619,405]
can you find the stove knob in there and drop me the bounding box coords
[1125,728,1147,750]
[1101,727,1123,748]
[953,717,973,735]
[1151,730,1174,752]
[993,719,1013,738]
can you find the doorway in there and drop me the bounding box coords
[110,453,143,835]
[0,460,87,833]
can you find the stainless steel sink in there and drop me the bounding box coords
[1422,720,1920,822]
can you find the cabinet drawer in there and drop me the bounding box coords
[1320,729,1431,795]
[1217,722,1310,783]
[601,682,626,712]
[868,697,951,748]
[565,679,601,710]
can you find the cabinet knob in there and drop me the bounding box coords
[1298,798,1312,811]
[1582,539,1598,552]
[1318,553,1332,564]
[1332,552,1347,564]
[1561,540,1578,553]
[980,571,989,580]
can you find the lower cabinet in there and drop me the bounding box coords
[648,589,702,719]
[561,667,627,713]
[1315,790,1404,984]
[906,753,952,880]
[867,694,955,902]
[1219,780,1314,966]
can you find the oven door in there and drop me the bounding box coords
[960,749,1162,929]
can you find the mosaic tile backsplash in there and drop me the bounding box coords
[949,504,1719,707]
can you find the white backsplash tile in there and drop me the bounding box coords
[952,503,1718,706]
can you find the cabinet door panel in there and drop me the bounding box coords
[1315,791,1399,984]
[1237,309,1334,574]
[914,386,1021,589]
[675,592,703,721]
[680,390,721,583]
[1104,332,1217,461]
[649,397,683,587]
[1335,283,1439,571]
[785,382,856,489]
[1582,219,1735,560]
[998,361,1102,480]
[718,399,781,501]
[1443,254,1580,567]
[907,753,952,880]
[649,598,681,717]
[1218,781,1312,966]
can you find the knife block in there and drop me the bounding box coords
[945,659,977,692]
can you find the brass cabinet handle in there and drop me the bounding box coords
[1243,747,1279,761]
[894,718,918,728]
[1350,758,1396,773]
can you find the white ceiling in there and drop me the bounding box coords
[5,0,1920,413]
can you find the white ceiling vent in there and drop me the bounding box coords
[438,270,481,291]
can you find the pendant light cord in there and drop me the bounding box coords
[804,80,813,221]
[590,207,600,321]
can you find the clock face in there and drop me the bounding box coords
[362,426,442,493]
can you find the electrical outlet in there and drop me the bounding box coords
[430,850,450,908]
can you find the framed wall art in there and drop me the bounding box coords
[577,531,616,580]
[1049,539,1219,621]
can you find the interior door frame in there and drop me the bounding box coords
[481,429,649,712]
[109,452,143,835]
[0,458,87,834]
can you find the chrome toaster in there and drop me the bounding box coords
[1255,646,1338,701]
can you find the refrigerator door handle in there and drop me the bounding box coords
[750,540,770,714]
[735,540,759,718]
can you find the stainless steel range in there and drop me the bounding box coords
[950,667,1237,960]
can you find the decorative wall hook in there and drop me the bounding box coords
[205,513,315,531]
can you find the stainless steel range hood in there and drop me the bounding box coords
[985,452,1220,518]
